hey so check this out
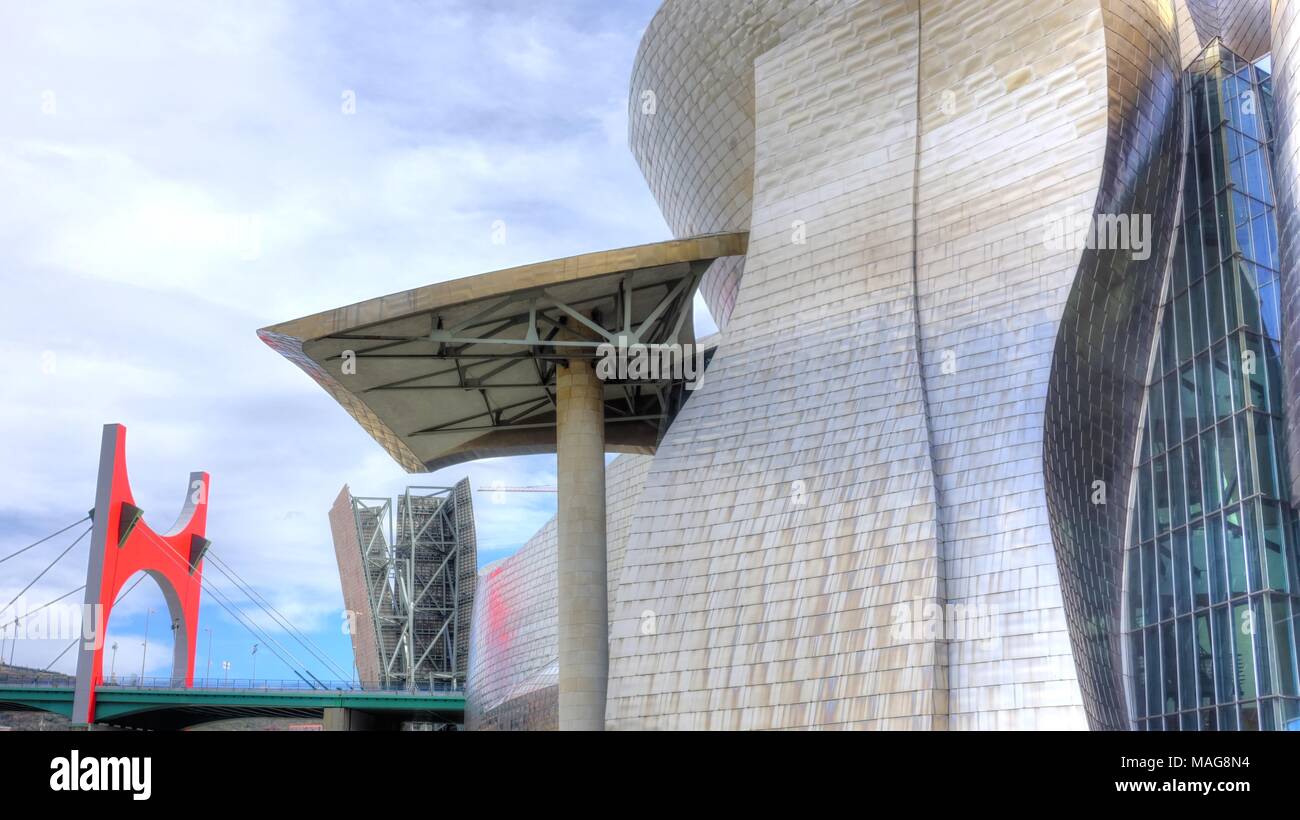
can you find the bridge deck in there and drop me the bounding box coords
[0,683,465,730]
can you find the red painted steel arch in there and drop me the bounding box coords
[71,424,210,724]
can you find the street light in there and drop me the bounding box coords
[250,643,258,681]
[140,607,155,683]
[221,659,230,685]
[109,642,118,684]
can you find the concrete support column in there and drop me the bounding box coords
[555,346,607,731]
[323,706,381,731]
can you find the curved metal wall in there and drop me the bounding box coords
[1173,0,1271,67]
[606,0,1179,730]
[627,0,856,328]
[1272,0,1300,507]
[1042,1,1185,730]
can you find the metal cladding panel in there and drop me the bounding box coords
[1043,1,1185,730]
[628,0,856,328]
[1173,1,1271,67]
[453,478,479,677]
[914,0,1114,731]
[465,456,652,730]
[1273,0,1300,507]
[328,486,383,685]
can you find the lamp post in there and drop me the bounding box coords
[221,659,230,685]
[109,642,118,683]
[250,643,258,682]
[140,607,155,683]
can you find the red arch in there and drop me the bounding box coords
[72,424,209,724]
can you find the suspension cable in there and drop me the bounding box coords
[42,574,147,672]
[0,526,90,621]
[0,516,90,566]
[202,550,352,681]
[132,526,321,685]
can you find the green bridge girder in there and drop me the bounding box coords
[0,685,465,730]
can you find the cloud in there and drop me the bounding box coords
[0,0,667,679]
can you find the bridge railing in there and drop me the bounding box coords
[0,670,463,694]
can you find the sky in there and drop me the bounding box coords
[0,0,699,683]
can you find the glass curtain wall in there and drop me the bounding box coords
[1125,42,1300,731]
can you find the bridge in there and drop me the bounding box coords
[0,673,464,730]
[0,424,469,731]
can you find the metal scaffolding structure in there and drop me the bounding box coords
[338,479,476,689]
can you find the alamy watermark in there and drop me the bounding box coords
[595,339,707,391]
[1042,211,1153,261]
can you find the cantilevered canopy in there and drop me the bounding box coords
[259,233,748,472]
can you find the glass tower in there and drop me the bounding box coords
[1126,41,1300,731]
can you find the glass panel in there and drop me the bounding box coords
[1271,596,1299,697]
[1207,265,1227,342]
[1212,339,1234,420]
[1163,620,1179,713]
[1244,498,1263,593]
[1179,362,1198,442]
[1166,374,1183,451]
[1179,616,1197,710]
[1196,352,1215,431]
[1255,597,1274,697]
[1155,452,1171,534]
[1170,446,1187,530]
[1234,601,1257,700]
[1261,280,1281,340]
[1191,519,1210,609]
[1244,333,1268,410]
[1209,513,1228,604]
[1214,605,1236,702]
[1240,700,1259,730]
[1201,708,1218,730]
[1175,288,1193,363]
[1158,535,1175,621]
[1131,629,1147,719]
[1196,612,1215,706]
[1139,460,1154,543]
[1218,421,1239,505]
[1220,704,1239,730]
[1260,500,1289,592]
[1174,528,1192,616]
[1191,278,1209,353]
[1236,411,1256,500]
[1253,412,1279,499]
[1147,625,1163,717]
[1226,506,1248,598]
[1143,540,1159,627]
[1201,430,1221,512]
[1186,439,1203,521]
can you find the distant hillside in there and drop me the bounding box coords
[0,663,73,730]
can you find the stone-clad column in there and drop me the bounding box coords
[556,342,607,731]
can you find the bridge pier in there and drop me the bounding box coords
[323,707,382,731]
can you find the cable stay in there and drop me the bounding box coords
[0,526,91,622]
[0,516,91,566]
[133,526,322,687]
[201,550,352,682]
[43,574,148,672]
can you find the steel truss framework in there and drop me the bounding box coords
[347,480,476,689]
[313,259,712,448]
